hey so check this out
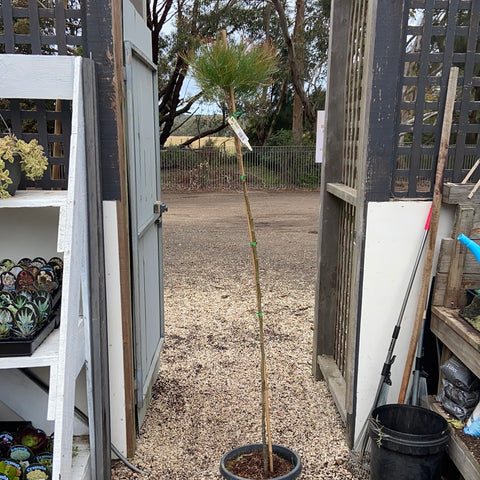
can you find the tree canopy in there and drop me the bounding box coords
[148,0,331,146]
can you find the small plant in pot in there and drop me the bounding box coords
[0,133,49,199]
[186,32,302,480]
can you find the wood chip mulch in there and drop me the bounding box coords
[225,450,293,479]
[111,191,357,479]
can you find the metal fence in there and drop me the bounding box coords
[160,145,320,190]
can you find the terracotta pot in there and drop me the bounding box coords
[220,444,301,480]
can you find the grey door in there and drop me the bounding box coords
[124,41,165,419]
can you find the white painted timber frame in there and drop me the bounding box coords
[0,55,92,480]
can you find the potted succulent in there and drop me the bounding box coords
[24,463,50,479]
[0,459,21,480]
[186,32,302,480]
[0,133,49,199]
[15,426,49,455]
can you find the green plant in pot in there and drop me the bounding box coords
[0,308,13,339]
[186,32,302,480]
[0,133,49,199]
[0,459,21,480]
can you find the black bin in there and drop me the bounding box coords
[368,404,449,480]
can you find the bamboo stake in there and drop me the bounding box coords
[398,66,458,404]
[221,30,274,474]
[462,158,480,198]
[468,178,480,199]
[461,158,480,184]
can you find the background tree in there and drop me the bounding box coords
[292,0,305,144]
[147,0,331,146]
[269,0,330,138]
[148,0,266,145]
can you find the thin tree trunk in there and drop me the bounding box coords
[270,0,315,126]
[292,0,305,144]
[256,2,273,144]
[266,79,288,143]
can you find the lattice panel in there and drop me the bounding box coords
[394,0,480,197]
[0,98,72,190]
[334,202,356,377]
[0,0,83,55]
[343,0,368,190]
[333,0,368,376]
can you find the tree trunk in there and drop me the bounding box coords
[292,0,305,144]
[266,79,288,143]
[270,0,315,127]
[256,3,273,145]
[147,0,174,65]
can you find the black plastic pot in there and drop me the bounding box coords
[368,404,450,480]
[220,444,301,480]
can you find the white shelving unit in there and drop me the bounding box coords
[0,190,67,208]
[0,55,93,480]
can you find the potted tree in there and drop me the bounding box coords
[186,32,302,480]
[0,133,49,199]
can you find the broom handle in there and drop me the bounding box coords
[398,66,458,404]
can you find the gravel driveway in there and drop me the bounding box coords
[111,190,357,480]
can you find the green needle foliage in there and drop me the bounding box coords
[185,35,278,105]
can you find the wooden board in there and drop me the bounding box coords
[316,354,347,423]
[432,272,480,306]
[444,206,475,308]
[430,306,480,378]
[443,183,480,205]
[437,239,480,275]
[0,55,76,99]
[432,202,480,307]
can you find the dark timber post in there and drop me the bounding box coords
[312,1,351,379]
[83,0,137,460]
[83,58,111,480]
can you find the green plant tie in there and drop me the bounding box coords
[240,175,246,181]
[231,110,244,119]
[255,312,263,317]
[250,241,257,246]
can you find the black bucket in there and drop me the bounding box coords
[368,404,449,480]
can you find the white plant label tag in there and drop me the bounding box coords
[227,116,253,151]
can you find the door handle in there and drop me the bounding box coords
[154,201,168,225]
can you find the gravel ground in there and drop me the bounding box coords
[111,190,358,480]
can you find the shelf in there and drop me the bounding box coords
[0,190,67,208]
[0,55,92,480]
[71,436,90,480]
[429,398,480,480]
[430,305,480,379]
[430,308,480,479]
[0,329,59,369]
